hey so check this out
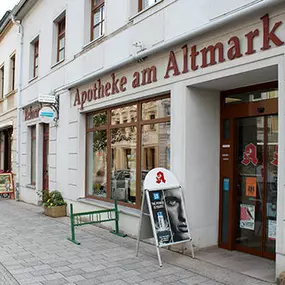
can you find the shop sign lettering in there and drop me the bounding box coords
[74,14,284,110]
[241,143,258,166]
[24,106,41,121]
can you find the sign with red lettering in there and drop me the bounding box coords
[241,143,258,166]
[74,14,284,110]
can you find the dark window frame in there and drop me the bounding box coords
[10,54,16,91]
[91,0,105,41]
[33,40,39,78]
[57,17,66,62]
[86,94,170,209]
[31,125,37,185]
[138,0,159,12]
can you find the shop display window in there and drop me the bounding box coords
[86,95,170,208]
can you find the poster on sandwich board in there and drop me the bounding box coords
[136,168,194,266]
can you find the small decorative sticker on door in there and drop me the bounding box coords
[241,143,258,166]
[245,177,257,197]
[240,204,255,230]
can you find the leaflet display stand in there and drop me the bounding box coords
[136,168,194,267]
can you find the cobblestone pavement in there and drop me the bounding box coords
[0,200,276,285]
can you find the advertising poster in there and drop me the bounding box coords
[148,188,191,246]
[245,177,257,197]
[268,220,276,241]
[0,173,13,193]
[240,204,255,230]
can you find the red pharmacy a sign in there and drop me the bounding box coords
[241,143,258,166]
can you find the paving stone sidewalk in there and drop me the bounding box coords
[0,200,276,285]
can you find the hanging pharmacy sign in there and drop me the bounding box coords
[39,106,55,123]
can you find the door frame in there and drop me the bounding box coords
[219,81,278,260]
[42,124,49,191]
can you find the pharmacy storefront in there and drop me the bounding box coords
[59,8,285,277]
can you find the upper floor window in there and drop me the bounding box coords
[139,0,159,11]
[10,54,16,91]
[0,65,4,99]
[91,0,105,41]
[33,40,39,78]
[57,17,66,62]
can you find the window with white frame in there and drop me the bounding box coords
[10,54,16,91]
[53,12,66,63]
[138,0,159,11]
[30,37,39,79]
[91,0,105,41]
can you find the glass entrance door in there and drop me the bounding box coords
[235,115,278,258]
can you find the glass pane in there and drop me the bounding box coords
[265,115,278,253]
[93,25,101,40]
[235,117,264,251]
[87,131,107,198]
[141,122,170,199]
[111,105,137,125]
[59,37,65,50]
[34,66,38,77]
[59,19,65,34]
[58,49,65,61]
[223,119,230,140]
[94,9,101,25]
[88,112,107,128]
[142,0,157,9]
[142,98,170,120]
[225,89,278,104]
[111,127,137,204]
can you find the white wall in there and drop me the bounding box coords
[184,87,220,248]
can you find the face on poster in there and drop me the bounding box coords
[149,188,190,246]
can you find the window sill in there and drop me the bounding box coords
[51,59,65,69]
[129,0,164,21]
[6,90,17,98]
[77,197,140,218]
[28,76,38,84]
[82,35,105,51]
[26,184,36,189]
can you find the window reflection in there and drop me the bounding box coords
[111,105,137,125]
[111,127,137,204]
[87,130,107,197]
[88,112,107,128]
[142,98,170,120]
[225,89,278,104]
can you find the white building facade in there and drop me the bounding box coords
[11,0,285,279]
[0,12,18,180]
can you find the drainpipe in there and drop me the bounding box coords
[55,0,281,92]
[10,14,23,202]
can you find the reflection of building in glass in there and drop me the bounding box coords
[142,98,170,171]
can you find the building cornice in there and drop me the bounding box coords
[12,0,38,20]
